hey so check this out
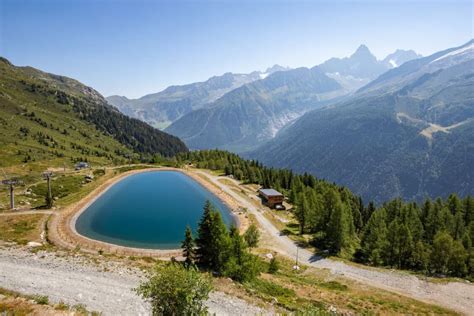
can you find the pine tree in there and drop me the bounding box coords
[326,201,353,255]
[453,210,466,241]
[209,211,231,273]
[363,201,376,224]
[448,240,468,277]
[360,208,388,265]
[225,225,259,282]
[181,226,195,267]
[244,223,260,248]
[411,241,431,272]
[295,193,309,235]
[195,201,214,266]
[195,200,231,272]
[447,193,463,215]
[430,231,453,274]
[464,196,474,224]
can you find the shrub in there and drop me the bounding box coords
[135,264,212,316]
[268,256,279,274]
[33,295,49,305]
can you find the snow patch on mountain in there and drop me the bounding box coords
[431,43,474,64]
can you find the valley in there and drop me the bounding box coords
[1,163,472,315]
[1,3,473,314]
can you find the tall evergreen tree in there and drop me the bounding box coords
[181,226,195,267]
[326,202,353,255]
[244,223,260,248]
[360,208,388,265]
[225,225,259,282]
[195,201,214,266]
[430,231,453,274]
[295,193,309,235]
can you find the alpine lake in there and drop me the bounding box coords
[75,171,234,249]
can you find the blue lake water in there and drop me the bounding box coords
[75,171,234,249]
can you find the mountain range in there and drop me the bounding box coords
[106,65,290,129]
[250,40,474,203]
[164,45,421,152]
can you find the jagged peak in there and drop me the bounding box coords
[351,44,373,58]
[265,64,289,74]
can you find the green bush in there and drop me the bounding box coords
[135,264,212,316]
[33,295,49,305]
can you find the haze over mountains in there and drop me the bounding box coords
[27,40,473,204]
[163,45,420,152]
[251,40,474,203]
[106,65,289,129]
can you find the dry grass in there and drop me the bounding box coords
[0,287,97,315]
[216,253,459,315]
[0,214,45,244]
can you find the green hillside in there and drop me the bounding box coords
[0,57,187,169]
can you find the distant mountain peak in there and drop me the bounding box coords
[383,49,422,68]
[351,44,374,58]
[265,64,290,74]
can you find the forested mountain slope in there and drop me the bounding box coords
[0,57,187,167]
[250,40,474,203]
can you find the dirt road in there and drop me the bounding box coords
[195,170,474,315]
[0,247,265,316]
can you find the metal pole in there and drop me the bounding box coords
[296,245,299,267]
[9,184,14,209]
[47,176,52,204]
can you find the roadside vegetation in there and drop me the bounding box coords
[135,200,456,315]
[0,287,101,315]
[176,150,474,280]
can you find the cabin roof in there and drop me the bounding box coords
[259,188,283,197]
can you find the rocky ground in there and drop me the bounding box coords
[0,246,266,315]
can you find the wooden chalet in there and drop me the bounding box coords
[259,188,285,210]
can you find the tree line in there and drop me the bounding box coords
[176,150,474,279]
[181,200,263,282]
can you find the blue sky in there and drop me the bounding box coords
[1,0,472,98]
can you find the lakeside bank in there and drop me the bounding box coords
[48,166,249,258]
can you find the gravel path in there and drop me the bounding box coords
[0,247,265,315]
[0,210,53,216]
[196,171,474,315]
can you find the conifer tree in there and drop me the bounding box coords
[326,202,352,255]
[181,226,195,267]
[225,225,259,282]
[430,231,453,274]
[195,201,214,266]
[361,208,388,265]
[244,223,260,248]
[448,240,468,277]
[208,211,231,273]
[464,196,474,224]
[295,193,309,235]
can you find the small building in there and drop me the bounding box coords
[259,188,285,210]
[75,162,90,170]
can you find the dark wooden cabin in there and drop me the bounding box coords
[259,188,285,210]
